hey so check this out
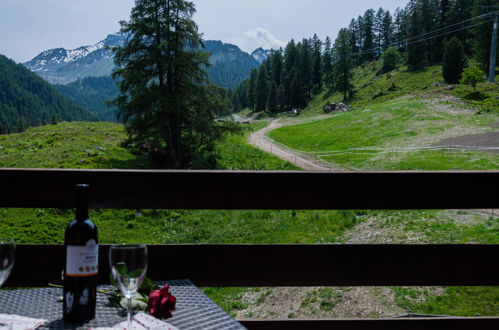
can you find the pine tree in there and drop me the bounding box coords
[270,50,284,86]
[111,0,228,168]
[255,65,269,112]
[289,69,306,109]
[298,39,313,97]
[382,10,394,51]
[361,9,376,62]
[322,36,334,88]
[446,0,474,44]
[394,7,408,51]
[333,28,354,100]
[406,1,428,70]
[443,36,467,84]
[267,81,279,113]
[311,34,323,91]
[247,69,258,110]
[435,0,451,62]
[374,8,386,58]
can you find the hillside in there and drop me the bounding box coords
[0,55,96,133]
[55,77,119,122]
[304,62,499,114]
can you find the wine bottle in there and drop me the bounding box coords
[63,184,98,322]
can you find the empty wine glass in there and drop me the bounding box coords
[109,245,148,330]
[0,238,15,288]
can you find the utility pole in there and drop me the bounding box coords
[489,13,498,83]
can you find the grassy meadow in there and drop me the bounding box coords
[270,96,498,170]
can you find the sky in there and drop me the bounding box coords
[0,0,408,63]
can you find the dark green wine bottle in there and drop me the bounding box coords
[63,184,98,322]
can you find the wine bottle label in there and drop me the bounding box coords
[66,239,99,277]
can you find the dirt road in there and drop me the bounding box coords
[249,120,349,172]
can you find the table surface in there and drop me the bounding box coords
[0,280,246,330]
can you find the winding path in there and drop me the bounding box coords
[249,120,349,172]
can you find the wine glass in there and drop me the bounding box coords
[109,245,148,330]
[0,238,15,288]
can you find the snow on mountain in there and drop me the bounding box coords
[251,47,272,64]
[23,33,125,84]
[24,33,261,88]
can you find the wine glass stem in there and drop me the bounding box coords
[127,297,133,329]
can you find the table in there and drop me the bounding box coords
[0,280,246,330]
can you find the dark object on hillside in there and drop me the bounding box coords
[284,109,301,116]
[324,103,350,113]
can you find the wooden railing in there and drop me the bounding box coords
[1,169,498,329]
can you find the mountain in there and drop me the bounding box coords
[251,47,272,64]
[204,41,261,89]
[0,54,96,134]
[24,34,261,89]
[55,76,119,122]
[24,33,122,85]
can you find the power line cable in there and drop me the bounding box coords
[397,12,495,43]
[351,19,492,58]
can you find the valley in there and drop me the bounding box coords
[0,0,497,322]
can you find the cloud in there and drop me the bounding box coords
[224,27,286,53]
[243,27,286,50]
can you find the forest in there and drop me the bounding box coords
[231,0,498,113]
[0,55,96,134]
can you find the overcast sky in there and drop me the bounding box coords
[0,0,409,63]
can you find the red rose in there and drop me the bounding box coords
[148,284,176,319]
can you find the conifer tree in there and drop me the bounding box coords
[361,9,376,62]
[270,50,284,87]
[333,28,354,100]
[267,81,279,113]
[298,39,313,98]
[255,65,269,112]
[374,8,386,58]
[247,69,258,110]
[394,7,408,51]
[406,1,428,70]
[312,34,323,91]
[382,10,394,51]
[443,36,466,84]
[111,0,229,168]
[289,69,306,109]
[348,19,361,61]
[322,36,334,88]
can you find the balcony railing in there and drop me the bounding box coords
[1,168,498,329]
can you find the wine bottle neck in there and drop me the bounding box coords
[76,208,89,221]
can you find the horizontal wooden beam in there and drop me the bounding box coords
[0,169,498,210]
[239,317,499,330]
[5,244,498,287]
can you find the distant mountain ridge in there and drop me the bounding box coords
[24,33,122,84]
[0,54,95,133]
[251,47,272,64]
[24,34,265,89]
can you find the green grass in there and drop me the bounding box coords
[269,97,498,170]
[303,62,498,116]
[216,123,299,170]
[393,286,499,317]
[0,122,151,169]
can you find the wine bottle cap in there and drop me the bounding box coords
[76,184,90,209]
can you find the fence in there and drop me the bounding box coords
[1,168,498,329]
